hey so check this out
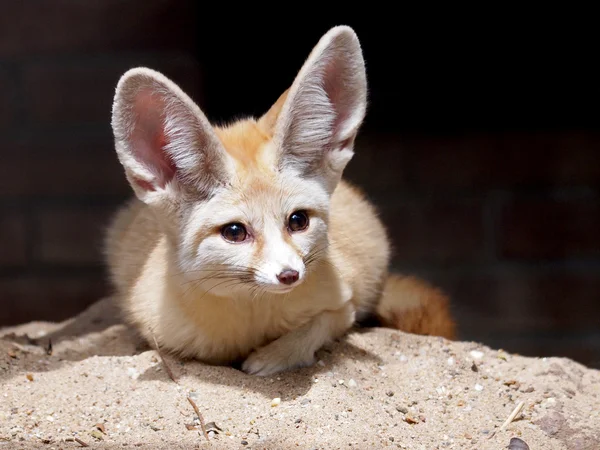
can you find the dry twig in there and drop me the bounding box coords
[74,437,89,447]
[488,401,525,439]
[151,331,209,442]
[151,334,177,383]
[187,396,209,442]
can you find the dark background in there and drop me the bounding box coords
[1,2,599,367]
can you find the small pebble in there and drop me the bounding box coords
[300,398,311,406]
[348,379,357,388]
[404,415,418,424]
[386,391,395,397]
[241,440,248,446]
[497,350,508,361]
[338,379,345,385]
[26,373,34,382]
[470,350,484,360]
[396,405,408,414]
[126,368,140,380]
[474,384,484,391]
[208,431,216,438]
[471,362,479,372]
[508,437,530,450]
[271,398,281,407]
[90,430,104,440]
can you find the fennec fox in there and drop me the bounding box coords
[105,26,455,376]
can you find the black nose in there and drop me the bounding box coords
[277,269,299,285]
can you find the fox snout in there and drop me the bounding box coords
[277,269,300,285]
[257,237,306,291]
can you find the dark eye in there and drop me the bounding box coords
[221,223,248,243]
[288,210,309,232]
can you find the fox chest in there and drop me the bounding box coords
[173,285,348,362]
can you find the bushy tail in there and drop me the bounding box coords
[375,274,456,340]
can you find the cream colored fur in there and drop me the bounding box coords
[105,26,453,376]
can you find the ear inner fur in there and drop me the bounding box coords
[270,26,367,186]
[111,67,232,202]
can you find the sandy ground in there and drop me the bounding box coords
[1,297,599,450]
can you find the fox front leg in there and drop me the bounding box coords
[242,304,355,376]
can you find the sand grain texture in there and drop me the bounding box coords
[1,297,599,449]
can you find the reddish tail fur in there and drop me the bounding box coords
[376,274,456,340]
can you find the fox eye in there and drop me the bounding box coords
[221,223,248,243]
[288,210,309,232]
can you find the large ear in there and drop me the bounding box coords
[111,68,231,204]
[271,26,367,190]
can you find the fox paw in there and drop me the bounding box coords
[241,345,315,377]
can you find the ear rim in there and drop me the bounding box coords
[271,25,368,180]
[111,67,230,204]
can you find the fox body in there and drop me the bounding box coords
[105,26,455,376]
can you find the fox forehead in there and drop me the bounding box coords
[214,119,278,180]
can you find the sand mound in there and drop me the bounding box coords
[1,298,599,449]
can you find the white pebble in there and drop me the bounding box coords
[348,379,357,388]
[470,350,484,360]
[317,360,326,367]
[474,384,484,391]
[126,367,140,380]
[447,357,455,365]
[338,380,345,385]
[271,397,281,407]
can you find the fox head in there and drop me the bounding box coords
[111,26,367,296]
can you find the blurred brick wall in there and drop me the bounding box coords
[1,4,599,369]
[346,132,600,368]
[0,0,201,325]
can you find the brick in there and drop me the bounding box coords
[424,268,600,335]
[34,207,116,266]
[379,200,485,265]
[406,131,600,192]
[0,137,130,197]
[0,212,28,267]
[0,67,14,129]
[0,274,106,326]
[23,55,202,126]
[0,0,197,57]
[499,199,600,260]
